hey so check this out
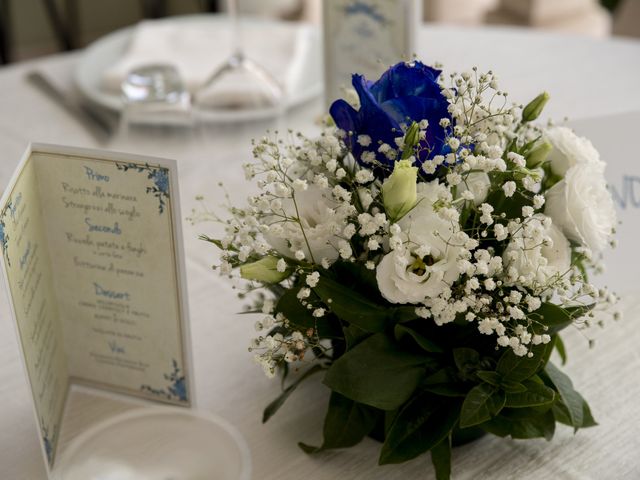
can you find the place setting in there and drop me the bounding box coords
[26,2,322,151]
[0,1,639,479]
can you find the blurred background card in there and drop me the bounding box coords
[322,0,421,107]
[570,110,640,295]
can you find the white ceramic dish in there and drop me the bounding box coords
[53,407,251,480]
[74,15,323,123]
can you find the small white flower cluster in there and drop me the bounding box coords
[249,301,325,378]
[202,64,619,376]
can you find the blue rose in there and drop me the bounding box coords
[330,61,452,174]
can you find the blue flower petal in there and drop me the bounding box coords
[329,99,360,149]
[370,61,442,101]
[381,96,450,162]
[329,61,453,176]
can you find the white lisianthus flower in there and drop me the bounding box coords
[545,126,604,176]
[264,185,346,264]
[457,171,491,205]
[545,164,616,253]
[502,214,571,287]
[376,181,462,303]
[377,249,449,303]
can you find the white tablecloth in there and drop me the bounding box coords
[1,23,640,480]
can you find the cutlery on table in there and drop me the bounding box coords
[26,71,116,144]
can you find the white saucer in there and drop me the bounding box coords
[74,15,323,123]
[53,407,251,480]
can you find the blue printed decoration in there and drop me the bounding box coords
[141,359,188,403]
[40,419,55,466]
[344,1,387,25]
[8,192,21,222]
[0,208,10,266]
[115,162,170,214]
[609,175,640,210]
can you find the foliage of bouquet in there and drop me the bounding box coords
[200,61,619,479]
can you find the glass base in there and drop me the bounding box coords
[195,53,283,113]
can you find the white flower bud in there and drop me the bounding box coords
[382,160,418,221]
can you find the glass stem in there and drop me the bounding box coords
[228,0,244,61]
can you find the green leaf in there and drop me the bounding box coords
[394,306,420,323]
[540,335,556,367]
[581,399,597,428]
[299,392,380,453]
[263,365,325,423]
[552,393,597,430]
[555,334,567,365]
[314,276,390,332]
[323,333,429,410]
[275,289,342,338]
[379,393,460,464]
[505,379,556,408]
[329,261,379,295]
[394,324,443,353]
[423,368,456,385]
[279,362,289,391]
[476,370,501,386]
[500,404,553,419]
[551,401,571,426]
[422,368,469,397]
[531,303,595,334]
[453,348,480,372]
[422,383,469,398]
[496,344,546,382]
[500,381,528,393]
[544,362,584,429]
[460,384,505,428]
[342,324,370,349]
[483,409,555,440]
[431,435,452,480]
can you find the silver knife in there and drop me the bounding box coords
[26,70,116,144]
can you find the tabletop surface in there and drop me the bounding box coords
[1,23,640,479]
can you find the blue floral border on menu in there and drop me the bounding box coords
[141,359,188,403]
[40,417,58,466]
[115,162,170,214]
[0,201,12,266]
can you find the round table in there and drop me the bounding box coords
[1,23,640,480]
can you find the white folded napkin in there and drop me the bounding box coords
[102,17,311,94]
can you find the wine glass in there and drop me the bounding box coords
[194,0,284,116]
[118,64,194,152]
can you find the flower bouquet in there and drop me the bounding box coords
[200,61,618,478]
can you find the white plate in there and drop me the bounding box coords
[53,407,251,480]
[74,15,323,123]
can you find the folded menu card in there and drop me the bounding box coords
[0,144,192,474]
